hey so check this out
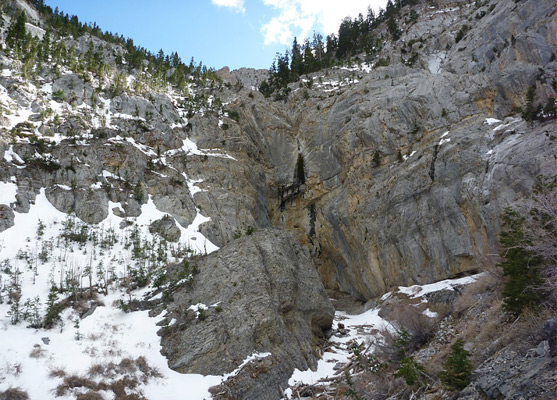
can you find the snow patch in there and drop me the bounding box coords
[427,52,446,74]
[485,118,501,125]
[398,275,481,298]
[0,181,17,205]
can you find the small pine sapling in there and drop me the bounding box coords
[439,338,472,390]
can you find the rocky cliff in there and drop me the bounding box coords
[0,0,556,398]
[192,0,557,299]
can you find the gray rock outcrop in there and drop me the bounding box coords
[149,214,181,242]
[460,340,557,399]
[0,204,15,233]
[158,228,334,400]
[183,0,557,300]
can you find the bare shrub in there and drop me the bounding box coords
[29,345,46,359]
[117,357,138,374]
[76,391,104,400]
[86,332,102,341]
[56,375,97,396]
[0,388,29,400]
[87,363,106,377]
[454,269,503,316]
[107,377,143,399]
[500,307,551,354]
[388,302,439,351]
[428,302,452,319]
[49,368,66,378]
[3,363,23,377]
[362,369,406,400]
[72,357,160,399]
[135,356,162,380]
[527,181,557,303]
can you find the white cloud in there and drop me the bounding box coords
[261,0,387,45]
[211,0,245,13]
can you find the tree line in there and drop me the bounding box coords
[3,0,219,91]
[260,0,419,99]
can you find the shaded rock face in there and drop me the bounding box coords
[46,186,109,224]
[149,214,180,242]
[0,205,15,233]
[53,74,87,106]
[159,228,334,400]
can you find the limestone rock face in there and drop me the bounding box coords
[0,204,15,233]
[460,340,557,399]
[189,0,557,300]
[46,187,109,224]
[149,215,181,242]
[52,74,87,105]
[159,228,334,400]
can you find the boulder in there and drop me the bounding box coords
[460,341,557,399]
[159,228,334,400]
[149,214,181,242]
[0,205,15,233]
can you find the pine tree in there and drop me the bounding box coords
[439,339,472,390]
[522,85,537,122]
[392,327,427,386]
[325,34,337,65]
[311,32,325,67]
[41,30,51,62]
[290,37,303,77]
[388,16,401,41]
[74,317,82,340]
[44,285,61,328]
[7,267,22,324]
[303,39,317,73]
[337,18,353,58]
[543,96,556,118]
[499,208,545,314]
[6,11,27,54]
[22,296,42,328]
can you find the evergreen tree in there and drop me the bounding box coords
[7,267,22,324]
[366,6,376,26]
[388,16,401,41]
[522,85,537,122]
[302,38,317,73]
[392,327,427,386]
[326,34,338,63]
[337,17,353,58]
[6,11,27,54]
[41,30,51,62]
[44,286,61,328]
[8,298,21,325]
[544,96,556,118]
[290,37,303,77]
[22,296,42,328]
[499,208,546,314]
[311,32,325,67]
[439,339,472,390]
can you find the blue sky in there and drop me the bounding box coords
[44,1,387,71]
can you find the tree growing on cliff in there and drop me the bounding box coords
[499,207,545,314]
[6,11,27,55]
[499,176,557,314]
[526,177,557,302]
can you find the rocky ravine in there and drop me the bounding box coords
[192,0,557,299]
[0,0,556,398]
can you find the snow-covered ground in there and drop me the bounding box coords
[0,185,223,398]
[283,274,482,399]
